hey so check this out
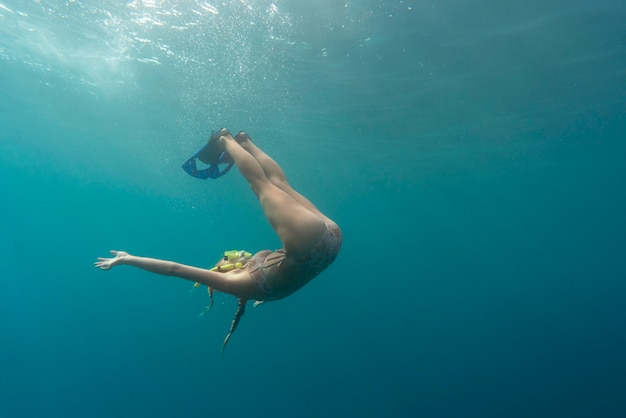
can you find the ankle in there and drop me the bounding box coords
[215,134,232,149]
[234,131,252,145]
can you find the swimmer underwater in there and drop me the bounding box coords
[94,129,342,352]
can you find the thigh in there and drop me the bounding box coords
[257,183,327,259]
[270,178,333,224]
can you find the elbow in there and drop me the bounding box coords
[165,262,181,277]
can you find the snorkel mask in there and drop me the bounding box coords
[210,250,252,272]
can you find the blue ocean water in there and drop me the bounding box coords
[1,0,625,417]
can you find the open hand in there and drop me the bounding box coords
[94,250,129,270]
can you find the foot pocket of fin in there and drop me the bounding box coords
[182,130,234,179]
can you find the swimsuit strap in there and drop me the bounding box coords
[263,249,287,268]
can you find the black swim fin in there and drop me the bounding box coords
[182,129,234,179]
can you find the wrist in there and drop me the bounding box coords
[117,254,133,266]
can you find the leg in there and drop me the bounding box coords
[220,134,326,259]
[235,132,332,223]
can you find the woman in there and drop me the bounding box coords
[95,129,342,351]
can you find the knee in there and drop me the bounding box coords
[250,176,276,198]
[268,174,289,190]
[250,183,261,198]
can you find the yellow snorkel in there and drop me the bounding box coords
[210,250,252,272]
[191,250,253,311]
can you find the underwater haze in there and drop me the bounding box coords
[1,0,626,417]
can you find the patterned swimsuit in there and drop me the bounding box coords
[248,222,342,301]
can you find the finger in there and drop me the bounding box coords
[109,250,118,256]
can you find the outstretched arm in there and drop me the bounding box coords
[94,250,253,297]
[95,251,153,271]
[96,250,188,276]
